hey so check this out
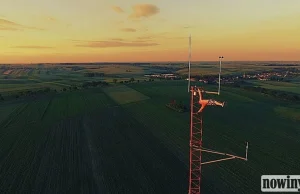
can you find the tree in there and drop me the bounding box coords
[113,79,118,84]
[63,88,66,91]
[130,77,135,82]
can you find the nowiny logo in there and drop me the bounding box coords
[261,175,300,192]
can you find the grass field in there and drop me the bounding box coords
[176,61,300,75]
[248,80,300,94]
[1,79,299,193]
[0,88,188,193]
[0,63,299,193]
[125,81,300,193]
[274,106,300,121]
[102,85,150,105]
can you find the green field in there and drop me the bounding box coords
[0,63,300,193]
[274,106,300,121]
[0,79,300,193]
[102,85,150,104]
[248,80,300,94]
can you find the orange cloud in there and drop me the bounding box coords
[137,36,153,40]
[129,4,159,19]
[26,26,45,30]
[0,18,44,31]
[11,46,54,49]
[132,40,149,43]
[121,28,136,32]
[112,6,124,13]
[75,40,159,48]
[0,18,19,26]
[111,38,124,41]
[136,33,185,40]
[0,18,20,30]
[0,26,19,30]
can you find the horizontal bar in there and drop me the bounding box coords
[192,121,202,125]
[196,148,247,161]
[205,91,219,94]
[192,132,202,135]
[192,168,200,172]
[201,157,236,165]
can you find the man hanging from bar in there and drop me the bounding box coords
[197,88,225,113]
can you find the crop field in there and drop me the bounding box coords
[0,81,71,97]
[102,85,150,105]
[126,81,300,193]
[274,106,300,121]
[0,63,299,193]
[0,80,299,193]
[0,102,23,124]
[248,80,300,94]
[0,88,189,193]
[0,79,41,84]
[86,64,144,75]
[176,61,300,75]
[1,62,299,94]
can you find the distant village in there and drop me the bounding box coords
[144,68,299,84]
[190,68,299,84]
[144,73,181,80]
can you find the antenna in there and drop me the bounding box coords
[188,55,248,194]
[203,56,224,95]
[245,142,249,161]
[188,87,249,194]
[188,34,191,92]
[218,56,223,95]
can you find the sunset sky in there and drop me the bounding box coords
[1,0,300,63]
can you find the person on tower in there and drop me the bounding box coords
[197,88,225,113]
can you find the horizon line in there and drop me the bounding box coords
[1,60,300,65]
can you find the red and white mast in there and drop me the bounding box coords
[187,36,248,194]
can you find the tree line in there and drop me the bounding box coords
[82,81,109,88]
[84,72,105,77]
